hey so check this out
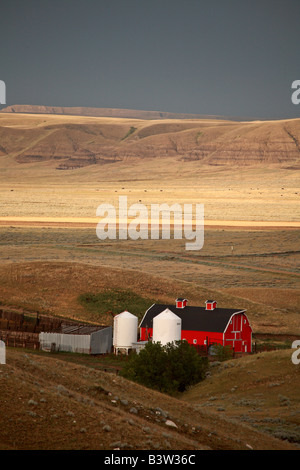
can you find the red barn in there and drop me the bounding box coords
[139,298,252,353]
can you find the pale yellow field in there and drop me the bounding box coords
[0,165,299,223]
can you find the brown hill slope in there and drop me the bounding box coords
[0,347,297,450]
[182,349,300,446]
[0,111,299,169]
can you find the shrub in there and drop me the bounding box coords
[121,340,208,394]
[121,126,137,140]
[210,343,233,361]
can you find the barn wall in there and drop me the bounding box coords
[140,327,152,342]
[181,330,223,346]
[224,313,252,352]
[140,327,223,347]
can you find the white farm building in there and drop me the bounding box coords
[39,323,112,355]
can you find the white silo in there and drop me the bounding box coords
[113,310,138,354]
[152,308,182,346]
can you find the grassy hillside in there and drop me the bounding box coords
[0,347,298,450]
[182,348,300,445]
[78,289,155,323]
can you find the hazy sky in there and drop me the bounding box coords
[0,0,299,119]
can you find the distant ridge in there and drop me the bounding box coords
[0,108,299,169]
[0,104,238,121]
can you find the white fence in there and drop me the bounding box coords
[39,332,91,353]
[39,327,112,354]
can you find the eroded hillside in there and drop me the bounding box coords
[0,111,299,169]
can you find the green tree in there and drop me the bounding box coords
[164,340,208,392]
[211,343,233,361]
[121,340,208,394]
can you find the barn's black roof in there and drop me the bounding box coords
[140,304,246,333]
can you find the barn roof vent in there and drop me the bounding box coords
[176,298,188,309]
[205,300,217,310]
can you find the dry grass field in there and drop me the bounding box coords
[0,226,299,334]
[0,112,299,332]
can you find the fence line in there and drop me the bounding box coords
[0,330,40,350]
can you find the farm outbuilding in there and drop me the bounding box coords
[39,324,112,354]
[140,298,252,353]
